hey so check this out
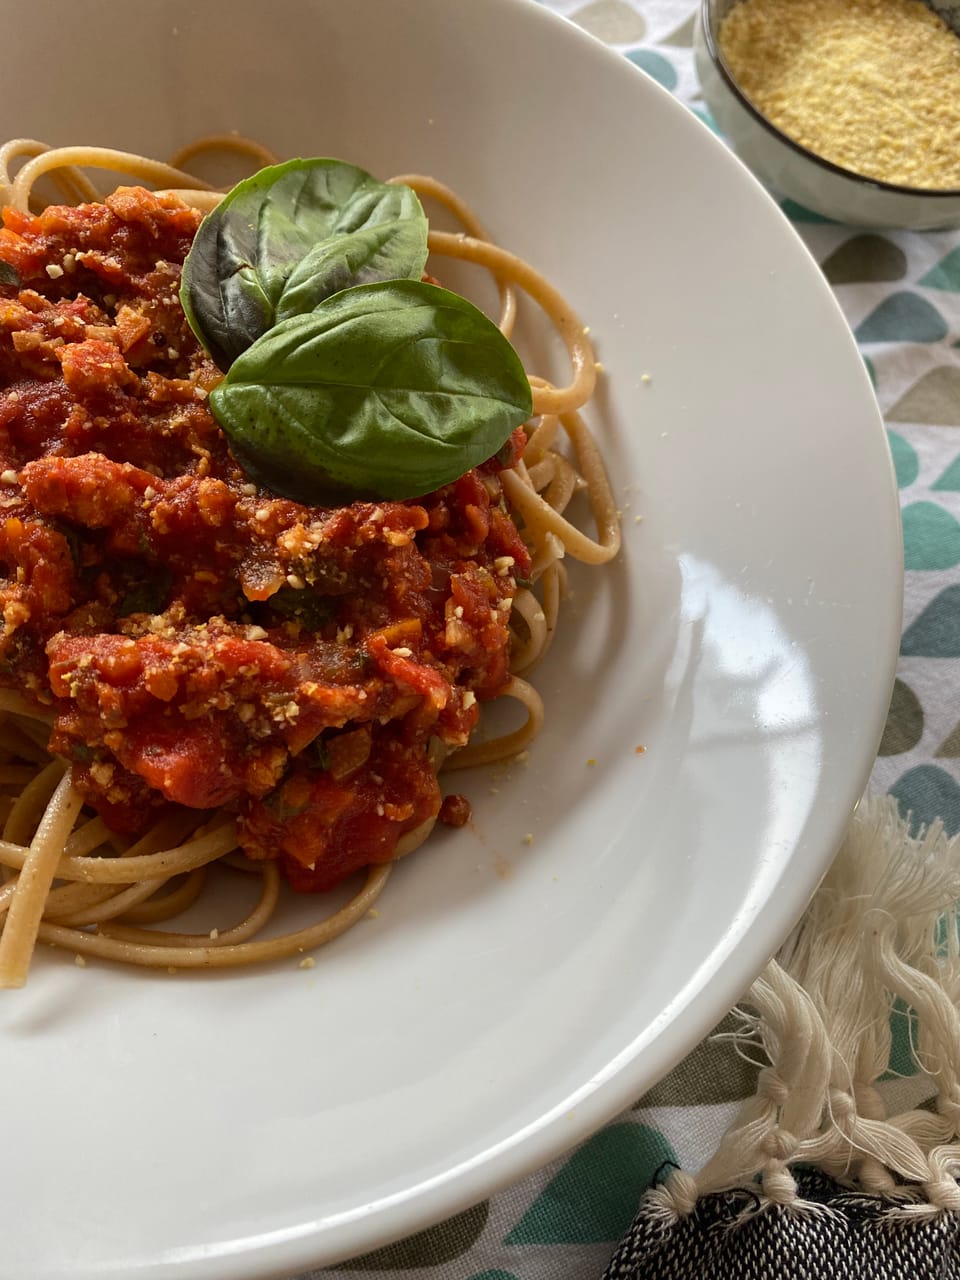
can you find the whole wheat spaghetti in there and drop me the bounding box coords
[0,137,621,986]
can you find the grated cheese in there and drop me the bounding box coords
[718,0,960,188]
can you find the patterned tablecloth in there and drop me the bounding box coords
[299,1,960,1275]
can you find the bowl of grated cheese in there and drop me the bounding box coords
[695,0,960,229]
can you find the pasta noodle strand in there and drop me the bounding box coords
[0,773,83,987]
[0,136,624,985]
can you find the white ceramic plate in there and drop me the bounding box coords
[1,2,901,1277]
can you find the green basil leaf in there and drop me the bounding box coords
[302,737,332,772]
[52,520,84,570]
[261,584,336,629]
[180,158,428,370]
[0,260,20,288]
[209,280,532,504]
[263,787,310,820]
[274,221,422,325]
[116,568,173,618]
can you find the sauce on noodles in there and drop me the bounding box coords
[0,139,621,986]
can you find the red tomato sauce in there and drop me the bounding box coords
[0,187,530,891]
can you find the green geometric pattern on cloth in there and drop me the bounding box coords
[889,367,960,426]
[920,248,960,292]
[820,235,907,285]
[888,432,919,488]
[504,1126,679,1245]
[634,1011,761,1106]
[885,997,922,1080]
[854,293,949,344]
[307,1,960,1275]
[340,1206,490,1270]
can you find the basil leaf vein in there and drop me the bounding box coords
[209,280,532,504]
[181,158,428,370]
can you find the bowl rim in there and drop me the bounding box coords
[699,0,960,201]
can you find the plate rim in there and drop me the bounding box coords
[3,1,903,1275]
[178,5,903,1274]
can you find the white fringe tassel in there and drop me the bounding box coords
[652,792,960,1220]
